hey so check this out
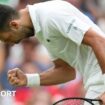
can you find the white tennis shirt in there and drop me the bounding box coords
[27,0,105,90]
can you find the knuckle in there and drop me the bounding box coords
[9,81,14,85]
[10,80,17,85]
[11,77,14,80]
[13,68,19,71]
[8,74,12,78]
[10,77,16,83]
[14,79,18,84]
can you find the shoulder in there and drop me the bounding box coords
[27,0,74,16]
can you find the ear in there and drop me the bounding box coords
[9,20,19,31]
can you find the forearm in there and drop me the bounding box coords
[8,60,75,87]
[40,64,75,86]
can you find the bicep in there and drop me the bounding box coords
[82,28,105,73]
[53,59,76,79]
[82,28,105,46]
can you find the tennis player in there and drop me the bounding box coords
[0,0,105,104]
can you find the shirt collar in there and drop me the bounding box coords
[27,5,41,34]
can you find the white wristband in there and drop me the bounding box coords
[25,74,40,87]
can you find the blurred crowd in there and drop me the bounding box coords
[0,0,105,105]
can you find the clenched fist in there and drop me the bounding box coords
[8,68,27,87]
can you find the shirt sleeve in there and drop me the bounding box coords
[48,15,91,45]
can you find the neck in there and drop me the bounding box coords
[19,8,33,28]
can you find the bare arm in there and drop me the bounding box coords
[8,59,76,86]
[82,28,105,73]
[40,59,76,85]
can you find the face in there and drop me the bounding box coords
[0,25,34,45]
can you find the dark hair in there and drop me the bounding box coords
[0,4,19,32]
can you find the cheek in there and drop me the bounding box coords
[18,30,25,37]
[15,32,22,39]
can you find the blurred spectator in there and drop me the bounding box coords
[17,0,28,9]
[21,38,39,64]
[0,42,6,74]
[17,0,40,9]
[67,0,83,8]
[0,44,22,91]
[21,38,53,72]
[66,0,96,22]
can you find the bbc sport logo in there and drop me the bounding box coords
[0,91,16,97]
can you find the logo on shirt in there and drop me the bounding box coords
[67,19,76,33]
[46,39,50,42]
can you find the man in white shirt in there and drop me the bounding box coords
[0,0,105,104]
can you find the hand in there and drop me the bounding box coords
[8,68,27,87]
[99,92,105,105]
